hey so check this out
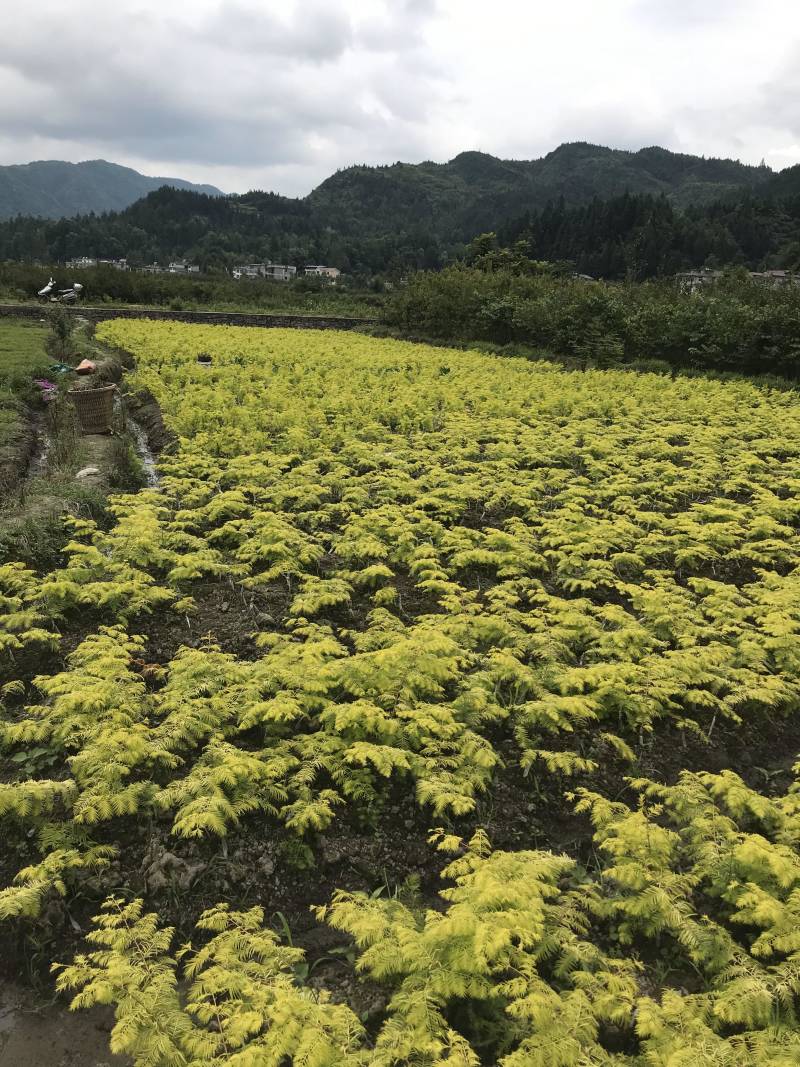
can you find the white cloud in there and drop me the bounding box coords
[0,0,798,194]
[630,0,748,28]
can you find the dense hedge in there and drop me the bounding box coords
[383,266,800,376]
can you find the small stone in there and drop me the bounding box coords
[144,849,206,891]
[321,843,343,865]
[76,466,101,478]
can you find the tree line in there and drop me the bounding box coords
[494,188,800,279]
[0,165,799,280]
[383,263,800,378]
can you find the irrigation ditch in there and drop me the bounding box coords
[0,323,167,569]
[0,331,159,1062]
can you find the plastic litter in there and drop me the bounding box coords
[34,379,58,402]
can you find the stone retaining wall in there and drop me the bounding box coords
[0,303,374,331]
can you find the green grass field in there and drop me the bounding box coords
[0,318,49,450]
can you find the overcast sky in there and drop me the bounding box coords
[2,0,800,196]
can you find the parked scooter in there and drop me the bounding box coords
[37,278,84,303]
[56,283,83,304]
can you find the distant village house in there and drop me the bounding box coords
[304,265,341,281]
[67,256,129,270]
[138,261,200,275]
[677,268,800,292]
[231,261,297,281]
[263,264,296,281]
[753,269,800,287]
[232,263,266,280]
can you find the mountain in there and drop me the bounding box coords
[305,143,773,241]
[0,160,223,220]
[0,143,784,274]
[758,162,800,200]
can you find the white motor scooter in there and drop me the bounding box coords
[37,277,55,300]
[56,282,84,304]
[37,278,84,303]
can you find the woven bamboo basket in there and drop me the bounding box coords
[69,385,116,434]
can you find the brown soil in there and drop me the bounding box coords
[0,979,127,1067]
[141,579,272,663]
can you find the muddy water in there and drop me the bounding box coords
[27,413,54,478]
[127,416,160,488]
[0,980,128,1067]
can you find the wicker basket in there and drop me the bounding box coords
[69,385,116,434]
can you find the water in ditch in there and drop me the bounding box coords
[27,414,54,478]
[127,416,160,488]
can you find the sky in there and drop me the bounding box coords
[2,0,800,197]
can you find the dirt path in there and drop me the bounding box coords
[0,980,128,1067]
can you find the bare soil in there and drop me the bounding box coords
[0,979,126,1067]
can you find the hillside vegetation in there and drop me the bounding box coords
[0,160,222,221]
[384,265,800,377]
[3,323,800,1064]
[306,143,771,236]
[0,143,784,275]
[495,181,800,278]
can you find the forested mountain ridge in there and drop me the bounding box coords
[0,143,791,276]
[306,143,772,240]
[0,159,223,220]
[481,163,800,279]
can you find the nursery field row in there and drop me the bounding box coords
[3,321,800,1064]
